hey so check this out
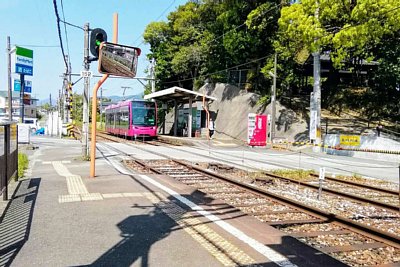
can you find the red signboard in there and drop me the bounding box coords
[23,94,31,105]
[248,114,267,146]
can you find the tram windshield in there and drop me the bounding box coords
[131,101,156,126]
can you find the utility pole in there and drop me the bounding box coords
[150,58,156,94]
[57,90,61,137]
[311,1,322,146]
[82,22,90,158]
[50,93,53,137]
[63,55,69,123]
[7,36,12,121]
[68,59,72,123]
[271,53,277,142]
[121,86,132,100]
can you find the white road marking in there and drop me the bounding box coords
[138,174,297,267]
[43,160,71,165]
[100,146,297,267]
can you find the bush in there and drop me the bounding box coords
[18,153,29,178]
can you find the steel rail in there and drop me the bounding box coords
[175,160,400,249]
[309,173,398,195]
[96,140,400,250]
[98,132,399,210]
[262,172,399,211]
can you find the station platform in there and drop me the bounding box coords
[0,135,345,267]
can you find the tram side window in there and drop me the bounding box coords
[116,110,121,127]
[105,111,112,126]
[120,106,129,129]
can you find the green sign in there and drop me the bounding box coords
[15,46,33,75]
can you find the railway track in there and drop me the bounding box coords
[95,139,400,266]
[261,171,399,211]
[152,138,399,190]
[96,132,399,210]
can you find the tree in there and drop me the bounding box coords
[276,0,400,120]
[278,0,400,67]
[143,0,281,93]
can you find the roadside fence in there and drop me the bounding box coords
[0,122,18,201]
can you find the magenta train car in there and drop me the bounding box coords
[105,100,157,139]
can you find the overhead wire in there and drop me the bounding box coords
[160,2,284,86]
[133,0,176,48]
[15,44,60,48]
[204,2,284,47]
[60,19,85,31]
[128,0,179,93]
[161,3,400,87]
[60,0,70,61]
[162,54,270,85]
[52,0,68,70]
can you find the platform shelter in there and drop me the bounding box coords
[144,86,217,138]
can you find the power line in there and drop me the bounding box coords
[162,3,400,87]
[157,3,284,86]
[60,0,70,59]
[60,19,84,30]
[134,0,177,48]
[204,2,283,47]
[15,44,60,48]
[52,0,68,70]
[163,54,270,85]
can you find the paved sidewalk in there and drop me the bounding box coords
[0,136,227,267]
[0,135,346,267]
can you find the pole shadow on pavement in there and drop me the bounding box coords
[0,178,41,266]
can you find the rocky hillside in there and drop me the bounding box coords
[163,83,309,142]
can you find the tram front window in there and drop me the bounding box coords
[132,102,156,126]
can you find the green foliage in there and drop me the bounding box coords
[256,95,271,106]
[41,103,51,111]
[276,0,400,120]
[71,93,83,123]
[142,0,400,121]
[18,153,28,178]
[278,0,400,68]
[143,0,280,93]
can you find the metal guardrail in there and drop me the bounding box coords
[0,122,18,201]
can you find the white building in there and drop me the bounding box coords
[0,90,38,121]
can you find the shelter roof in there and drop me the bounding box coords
[144,86,217,102]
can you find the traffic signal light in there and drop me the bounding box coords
[90,28,107,58]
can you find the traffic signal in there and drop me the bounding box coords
[90,28,107,58]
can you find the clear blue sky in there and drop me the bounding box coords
[0,0,187,101]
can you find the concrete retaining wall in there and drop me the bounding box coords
[324,134,400,162]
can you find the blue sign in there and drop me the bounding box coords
[15,46,33,76]
[15,64,33,76]
[14,79,32,93]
